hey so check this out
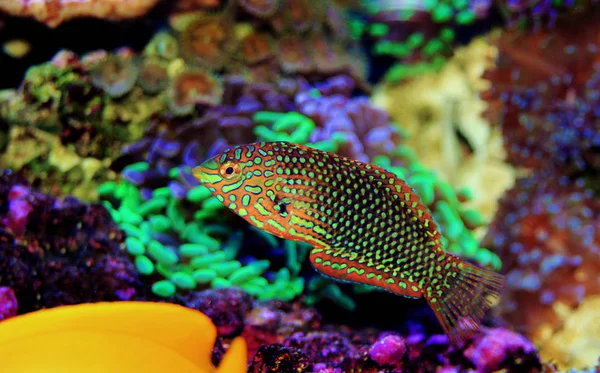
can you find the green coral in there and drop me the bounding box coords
[355,0,479,83]
[98,167,304,301]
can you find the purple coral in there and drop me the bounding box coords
[0,171,146,313]
[464,328,536,372]
[0,287,18,321]
[180,288,254,337]
[296,75,403,163]
[368,334,407,366]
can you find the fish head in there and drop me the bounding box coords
[192,142,283,225]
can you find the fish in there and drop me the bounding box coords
[192,141,505,344]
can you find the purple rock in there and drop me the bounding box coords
[235,96,263,115]
[0,287,18,321]
[464,328,537,372]
[7,198,32,237]
[368,334,407,365]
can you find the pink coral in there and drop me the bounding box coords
[0,0,160,28]
[464,328,536,372]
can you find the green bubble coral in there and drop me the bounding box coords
[98,166,305,301]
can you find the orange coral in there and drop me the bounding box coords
[169,67,223,114]
[0,0,160,28]
[179,13,233,69]
[240,30,275,65]
[277,34,313,74]
[137,58,170,94]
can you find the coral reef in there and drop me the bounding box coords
[0,171,147,314]
[168,1,369,86]
[0,49,151,200]
[0,0,160,28]
[483,11,600,176]
[482,169,599,367]
[356,0,492,83]
[373,36,515,224]
[0,0,368,200]
[187,288,542,373]
[100,74,500,311]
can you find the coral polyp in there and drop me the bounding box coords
[137,58,170,94]
[277,35,313,74]
[240,30,275,65]
[179,13,234,69]
[237,0,281,18]
[168,68,224,113]
[89,53,139,98]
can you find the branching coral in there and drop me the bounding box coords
[0,0,160,28]
[483,11,600,175]
[0,171,147,314]
[372,36,515,224]
[482,169,599,360]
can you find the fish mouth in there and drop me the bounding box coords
[192,158,221,185]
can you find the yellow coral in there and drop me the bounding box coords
[538,295,600,370]
[0,301,247,372]
[372,37,516,226]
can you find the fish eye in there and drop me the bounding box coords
[219,161,241,180]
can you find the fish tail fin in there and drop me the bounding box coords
[426,255,505,345]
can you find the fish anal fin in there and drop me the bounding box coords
[309,248,422,298]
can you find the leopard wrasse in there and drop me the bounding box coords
[193,141,504,344]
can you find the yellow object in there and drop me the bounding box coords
[0,301,247,373]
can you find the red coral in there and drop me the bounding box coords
[482,170,600,340]
[483,11,600,173]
